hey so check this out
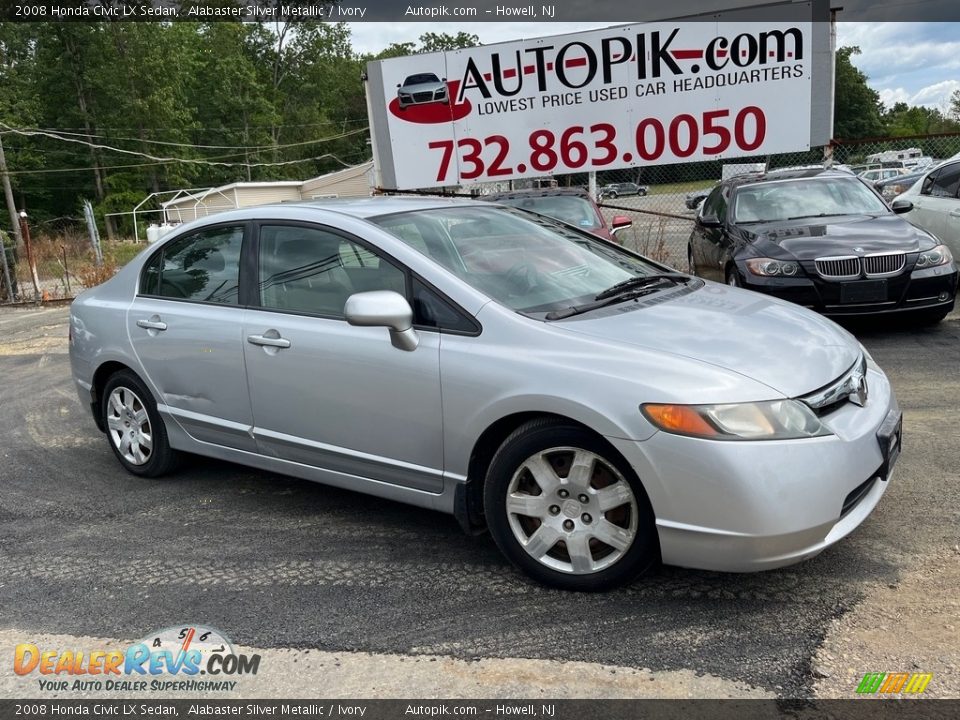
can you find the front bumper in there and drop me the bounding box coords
[736,261,958,316]
[607,363,900,572]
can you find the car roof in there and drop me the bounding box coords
[483,187,591,201]
[165,196,494,231]
[273,195,489,218]
[725,167,859,189]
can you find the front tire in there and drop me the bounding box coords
[913,307,951,325]
[726,265,743,287]
[101,370,180,478]
[483,419,658,591]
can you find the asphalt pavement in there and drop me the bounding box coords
[0,304,957,698]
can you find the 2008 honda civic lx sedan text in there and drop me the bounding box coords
[69,198,902,590]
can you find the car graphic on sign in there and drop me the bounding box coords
[397,73,449,109]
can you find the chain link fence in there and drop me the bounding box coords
[2,133,960,303]
[466,132,960,270]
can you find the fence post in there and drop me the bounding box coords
[61,244,71,296]
[0,229,12,303]
[822,144,834,167]
[83,199,103,267]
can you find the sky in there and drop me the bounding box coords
[348,22,960,113]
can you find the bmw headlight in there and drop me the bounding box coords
[745,258,801,277]
[641,400,831,441]
[915,245,953,269]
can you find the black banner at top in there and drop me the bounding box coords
[1,0,960,22]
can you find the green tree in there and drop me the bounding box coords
[950,89,960,121]
[883,102,959,136]
[833,46,884,140]
[418,32,480,53]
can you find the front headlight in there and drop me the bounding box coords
[915,244,953,269]
[641,400,831,441]
[745,258,801,277]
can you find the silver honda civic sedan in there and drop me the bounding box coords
[69,197,902,591]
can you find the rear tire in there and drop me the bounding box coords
[483,419,658,591]
[101,370,180,478]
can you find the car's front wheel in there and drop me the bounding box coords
[101,370,180,478]
[726,265,743,287]
[483,419,658,591]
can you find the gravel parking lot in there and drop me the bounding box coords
[0,303,957,698]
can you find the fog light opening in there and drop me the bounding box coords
[938,292,950,302]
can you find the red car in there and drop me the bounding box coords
[484,188,632,242]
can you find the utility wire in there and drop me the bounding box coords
[2,126,370,151]
[0,122,369,168]
[4,150,375,175]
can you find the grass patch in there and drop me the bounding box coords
[645,179,716,196]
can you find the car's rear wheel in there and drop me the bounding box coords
[101,370,179,478]
[483,419,658,591]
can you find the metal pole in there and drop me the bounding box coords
[0,135,23,249]
[19,213,41,303]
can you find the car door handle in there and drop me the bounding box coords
[247,334,291,349]
[949,209,960,218]
[136,318,167,331]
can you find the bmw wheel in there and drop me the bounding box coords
[101,370,180,478]
[484,419,658,591]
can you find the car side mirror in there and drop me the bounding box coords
[611,215,632,234]
[396,83,401,88]
[890,199,913,214]
[699,215,721,227]
[344,290,419,351]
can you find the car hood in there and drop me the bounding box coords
[739,214,936,258]
[556,282,859,398]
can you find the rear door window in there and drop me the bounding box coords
[141,225,243,305]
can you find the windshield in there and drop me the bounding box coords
[371,206,660,315]
[732,177,889,223]
[403,74,439,86]
[493,195,602,230]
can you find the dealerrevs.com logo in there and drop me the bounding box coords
[14,625,260,693]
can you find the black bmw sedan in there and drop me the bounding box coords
[686,168,958,323]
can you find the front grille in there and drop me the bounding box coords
[413,92,433,102]
[815,256,860,278]
[864,253,906,277]
[841,474,879,517]
[799,354,868,417]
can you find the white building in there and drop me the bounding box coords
[161,162,375,223]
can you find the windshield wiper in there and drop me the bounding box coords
[594,273,690,301]
[784,213,838,220]
[545,274,690,321]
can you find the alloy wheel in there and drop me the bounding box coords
[505,447,639,575]
[106,386,153,466]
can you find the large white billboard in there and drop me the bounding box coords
[366,20,820,190]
